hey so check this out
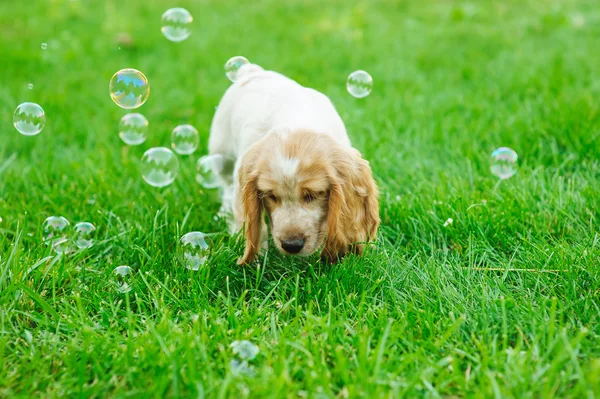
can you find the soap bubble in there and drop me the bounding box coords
[42,216,71,254]
[196,154,223,189]
[27,83,34,90]
[141,147,179,188]
[229,359,255,377]
[73,222,96,249]
[347,70,373,98]
[161,8,193,42]
[109,68,150,109]
[491,147,518,180]
[230,340,260,360]
[178,232,211,271]
[119,113,148,145]
[171,124,199,155]
[113,266,133,293]
[14,102,45,136]
[225,56,250,82]
[41,43,47,50]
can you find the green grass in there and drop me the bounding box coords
[1,0,600,397]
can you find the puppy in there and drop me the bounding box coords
[209,65,379,265]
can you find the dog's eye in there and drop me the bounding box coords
[265,192,279,202]
[303,192,316,203]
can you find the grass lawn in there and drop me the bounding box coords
[1,0,600,397]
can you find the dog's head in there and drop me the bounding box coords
[237,129,379,264]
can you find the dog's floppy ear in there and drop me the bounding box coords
[322,147,379,263]
[236,148,263,265]
[238,173,262,265]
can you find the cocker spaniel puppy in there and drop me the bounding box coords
[209,65,379,265]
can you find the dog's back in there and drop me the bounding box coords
[209,65,349,160]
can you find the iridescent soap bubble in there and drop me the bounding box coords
[491,147,518,180]
[119,113,148,145]
[109,68,150,109]
[196,154,223,189]
[113,266,133,293]
[14,102,45,136]
[161,8,193,42]
[73,222,96,249]
[178,232,211,271]
[230,340,260,360]
[225,56,250,82]
[141,147,179,188]
[171,124,199,155]
[347,70,373,98]
[42,216,71,254]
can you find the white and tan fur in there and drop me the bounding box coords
[209,65,379,264]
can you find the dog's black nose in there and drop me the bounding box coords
[281,238,305,254]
